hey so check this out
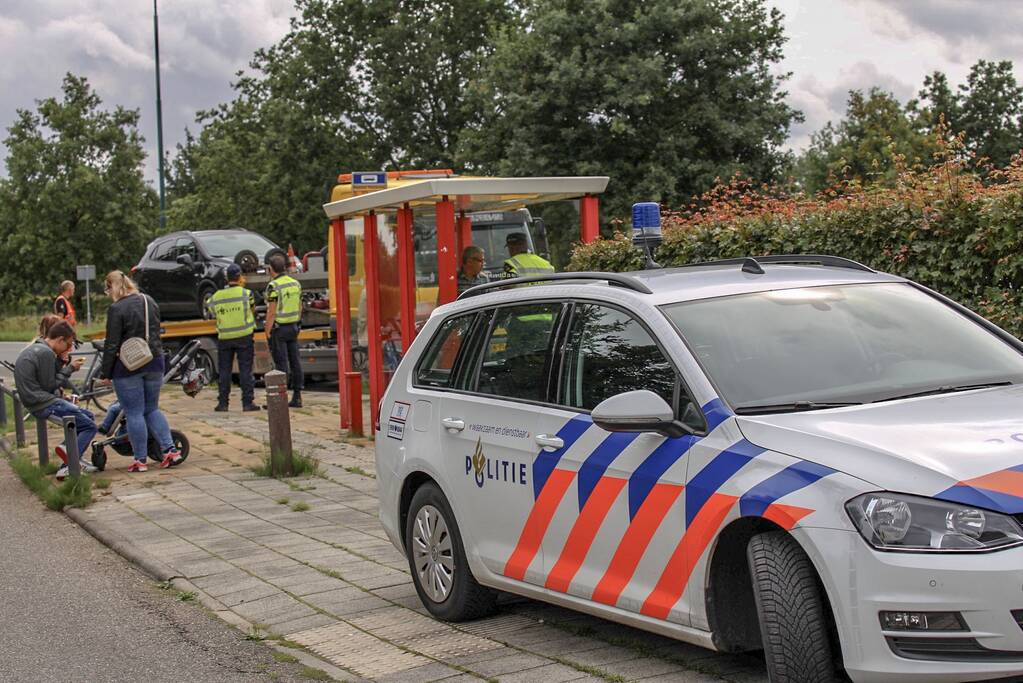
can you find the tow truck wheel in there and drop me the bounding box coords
[405,482,497,622]
[748,531,835,683]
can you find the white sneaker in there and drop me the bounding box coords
[55,465,69,481]
[79,458,98,474]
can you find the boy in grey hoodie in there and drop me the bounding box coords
[14,320,98,478]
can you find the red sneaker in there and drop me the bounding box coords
[159,448,183,469]
[127,461,148,473]
[54,443,68,465]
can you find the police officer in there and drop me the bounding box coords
[54,280,77,327]
[502,232,555,279]
[207,264,258,412]
[263,253,304,408]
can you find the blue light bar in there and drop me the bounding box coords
[631,202,661,240]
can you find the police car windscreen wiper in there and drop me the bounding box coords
[733,401,862,415]
[874,381,1012,403]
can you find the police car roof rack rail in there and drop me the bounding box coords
[457,272,653,299]
[679,254,874,273]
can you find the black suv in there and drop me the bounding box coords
[134,229,284,320]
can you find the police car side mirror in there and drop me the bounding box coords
[591,390,693,438]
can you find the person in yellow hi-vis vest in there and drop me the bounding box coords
[206,264,258,412]
[502,232,555,279]
[263,253,304,407]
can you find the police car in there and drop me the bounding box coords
[375,255,1023,683]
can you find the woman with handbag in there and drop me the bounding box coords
[98,271,181,472]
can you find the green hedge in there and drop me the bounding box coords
[568,162,1023,338]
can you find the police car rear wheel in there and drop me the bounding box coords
[748,531,835,683]
[405,483,497,621]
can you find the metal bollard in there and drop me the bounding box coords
[0,381,7,427]
[12,393,26,448]
[62,416,81,478]
[36,417,48,467]
[264,370,294,477]
[345,372,364,438]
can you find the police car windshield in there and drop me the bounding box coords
[196,233,278,258]
[662,283,1023,409]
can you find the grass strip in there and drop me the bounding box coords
[9,453,92,509]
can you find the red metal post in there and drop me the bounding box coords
[436,197,458,305]
[330,218,353,429]
[580,194,599,243]
[457,212,472,256]
[345,372,364,437]
[396,204,417,352]
[363,212,384,431]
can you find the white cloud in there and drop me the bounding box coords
[0,0,297,185]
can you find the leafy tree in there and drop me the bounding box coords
[168,0,514,250]
[908,61,1023,170]
[0,74,157,306]
[795,88,932,194]
[458,0,801,219]
[957,60,1023,168]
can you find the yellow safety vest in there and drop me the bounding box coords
[503,253,555,279]
[267,274,302,325]
[207,285,255,340]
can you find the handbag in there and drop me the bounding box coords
[118,294,155,371]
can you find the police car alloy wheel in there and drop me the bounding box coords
[748,531,835,683]
[404,483,497,621]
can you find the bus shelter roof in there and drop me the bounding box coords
[321,176,609,219]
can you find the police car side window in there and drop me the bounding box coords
[415,314,475,388]
[475,303,561,402]
[560,303,677,411]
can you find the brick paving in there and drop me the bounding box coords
[50,388,769,683]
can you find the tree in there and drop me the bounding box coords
[458,0,801,219]
[0,74,157,306]
[168,0,514,250]
[957,60,1023,168]
[907,61,1023,170]
[795,88,932,194]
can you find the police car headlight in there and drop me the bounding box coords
[846,492,1023,552]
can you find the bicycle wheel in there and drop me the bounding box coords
[86,381,115,413]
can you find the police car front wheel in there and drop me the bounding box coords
[405,482,497,621]
[748,531,836,683]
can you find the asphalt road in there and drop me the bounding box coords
[0,459,315,683]
[0,341,25,381]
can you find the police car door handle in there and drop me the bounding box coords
[535,434,564,451]
[441,417,465,432]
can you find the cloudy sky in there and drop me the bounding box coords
[0,0,1021,185]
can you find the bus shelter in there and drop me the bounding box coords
[322,175,609,431]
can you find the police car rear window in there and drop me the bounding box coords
[415,314,475,388]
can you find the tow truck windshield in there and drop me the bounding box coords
[663,283,1023,410]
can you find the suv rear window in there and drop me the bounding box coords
[415,314,475,388]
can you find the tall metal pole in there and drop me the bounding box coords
[153,0,167,231]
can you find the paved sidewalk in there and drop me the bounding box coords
[41,389,770,683]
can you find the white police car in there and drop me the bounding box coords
[375,255,1023,683]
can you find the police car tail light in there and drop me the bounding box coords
[846,492,1023,552]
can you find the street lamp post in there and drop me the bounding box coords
[153,0,167,231]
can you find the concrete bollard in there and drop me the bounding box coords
[264,370,294,477]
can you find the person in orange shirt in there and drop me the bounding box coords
[54,280,77,327]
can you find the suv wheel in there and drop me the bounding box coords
[748,531,836,683]
[197,282,216,317]
[405,482,497,621]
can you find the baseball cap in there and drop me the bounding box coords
[226,263,242,280]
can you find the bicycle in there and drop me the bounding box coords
[67,340,115,412]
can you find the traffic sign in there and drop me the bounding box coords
[352,172,388,188]
[76,265,96,281]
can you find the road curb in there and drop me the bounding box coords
[64,506,181,583]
